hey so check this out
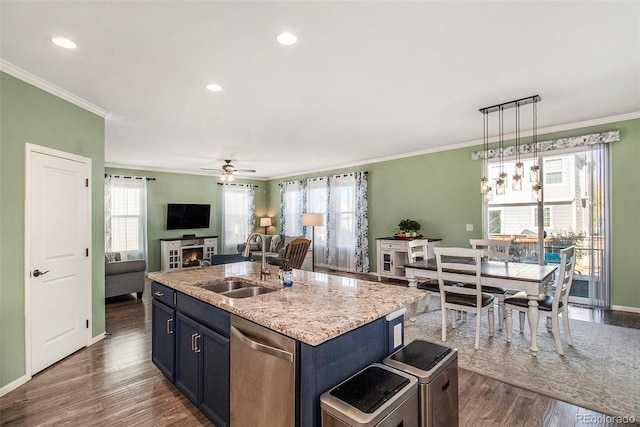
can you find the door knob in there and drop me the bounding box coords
[33,269,50,277]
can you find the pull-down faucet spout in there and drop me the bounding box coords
[242,232,270,279]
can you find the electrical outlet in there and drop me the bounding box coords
[466,224,474,231]
[393,323,402,348]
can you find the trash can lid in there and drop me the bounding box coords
[390,340,452,370]
[329,365,410,414]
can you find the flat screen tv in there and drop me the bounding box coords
[166,203,211,230]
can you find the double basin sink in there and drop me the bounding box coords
[201,278,277,299]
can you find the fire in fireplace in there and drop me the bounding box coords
[182,246,204,268]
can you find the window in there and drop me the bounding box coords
[222,184,255,253]
[544,158,563,185]
[105,175,147,261]
[533,206,551,228]
[279,172,369,273]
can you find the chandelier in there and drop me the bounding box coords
[479,95,541,201]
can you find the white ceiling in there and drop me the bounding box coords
[2,1,639,180]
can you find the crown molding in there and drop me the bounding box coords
[1,59,110,118]
[268,111,640,180]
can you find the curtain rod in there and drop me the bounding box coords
[105,174,155,181]
[217,183,258,188]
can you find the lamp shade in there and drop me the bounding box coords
[303,213,324,227]
[260,217,272,227]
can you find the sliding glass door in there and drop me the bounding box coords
[484,146,609,307]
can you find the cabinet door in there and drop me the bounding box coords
[381,250,394,273]
[199,324,230,427]
[175,312,200,404]
[152,300,175,381]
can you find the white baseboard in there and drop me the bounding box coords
[611,305,640,314]
[90,332,107,346]
[0,375,28,397]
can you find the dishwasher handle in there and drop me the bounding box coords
[231,325,294,363]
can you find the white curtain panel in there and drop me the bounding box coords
[222,184,255,254]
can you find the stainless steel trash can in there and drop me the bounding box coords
[383,340,459,427]
[320,363,419,427]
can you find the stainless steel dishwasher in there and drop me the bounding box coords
[230,314,297,427]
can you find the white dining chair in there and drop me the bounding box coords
[466,238,511,330]
[434,247,494,350]
[407,239,439,312]
[505,246,576,355]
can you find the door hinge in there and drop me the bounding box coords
[86,178,89,187]
[86,248,89,257]
[86,319,89,328]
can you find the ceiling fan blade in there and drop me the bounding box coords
[234,169,256,173]
[200,167,220,171]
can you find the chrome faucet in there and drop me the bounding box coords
[242,232,270,279]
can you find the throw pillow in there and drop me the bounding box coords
[105,252,118,262]
[270,235,282,252]
[283,235,304,250]
[249,242,260,251]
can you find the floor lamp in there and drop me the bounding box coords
[302,213,324,272]
[259,217,272,234]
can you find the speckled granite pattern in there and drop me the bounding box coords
[405,300,640,418]
[148,262,426,346]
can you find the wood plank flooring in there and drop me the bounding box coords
[1,278,638,426]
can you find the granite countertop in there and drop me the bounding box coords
[147,262,427,346]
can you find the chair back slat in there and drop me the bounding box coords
[434,247,484,303]
[554,246,576,309]
[407,239,429,262]
[470,238,510,262]
[285,238,311,269]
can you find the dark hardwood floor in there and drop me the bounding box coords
[1,277,638,426]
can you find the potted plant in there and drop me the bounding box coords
[397,219,421,237]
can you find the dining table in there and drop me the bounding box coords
[404,258,558,356]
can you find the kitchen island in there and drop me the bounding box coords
[148,262,426,427]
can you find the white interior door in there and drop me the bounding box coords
[27,145,91,375]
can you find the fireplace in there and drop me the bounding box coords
[182,246,204,268]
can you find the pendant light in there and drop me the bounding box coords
[512,103,523,191]
[495,106,506,196]
[530,99,542,201]
[480,113,490,195]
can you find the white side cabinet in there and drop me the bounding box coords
[376,237,442,281]
[161,236,218,272]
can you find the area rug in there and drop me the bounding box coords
[404,301,640,418]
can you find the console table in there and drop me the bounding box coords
[376,237,442,281]
[160,236,218,272]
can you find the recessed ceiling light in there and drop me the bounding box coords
[206,84,223,92]
[276,32,297,46]
[51,37,77,49]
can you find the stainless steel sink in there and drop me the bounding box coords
[202,280,255,293]
[220,286,277,298]
[201,279,277,298]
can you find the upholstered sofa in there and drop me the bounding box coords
[237,234,303,259]
[105,252,146,299]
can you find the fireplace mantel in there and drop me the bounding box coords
[160,236,218,272]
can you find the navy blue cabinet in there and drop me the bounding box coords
[151,282,176,381]
[174,295,230,427]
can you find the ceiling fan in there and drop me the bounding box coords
[201,160,256,181]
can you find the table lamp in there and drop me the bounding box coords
[259,217,272,234]
[302,213,324,272]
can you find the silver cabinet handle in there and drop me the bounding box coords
[166,318,173,334]
[194,334,201,353]
[154,291,164,297]
[231,325,294,362]
[191,333,197,351]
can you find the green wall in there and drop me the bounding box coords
[266,118,640,310]
[0,72,105,388]
[105,167,267,272]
